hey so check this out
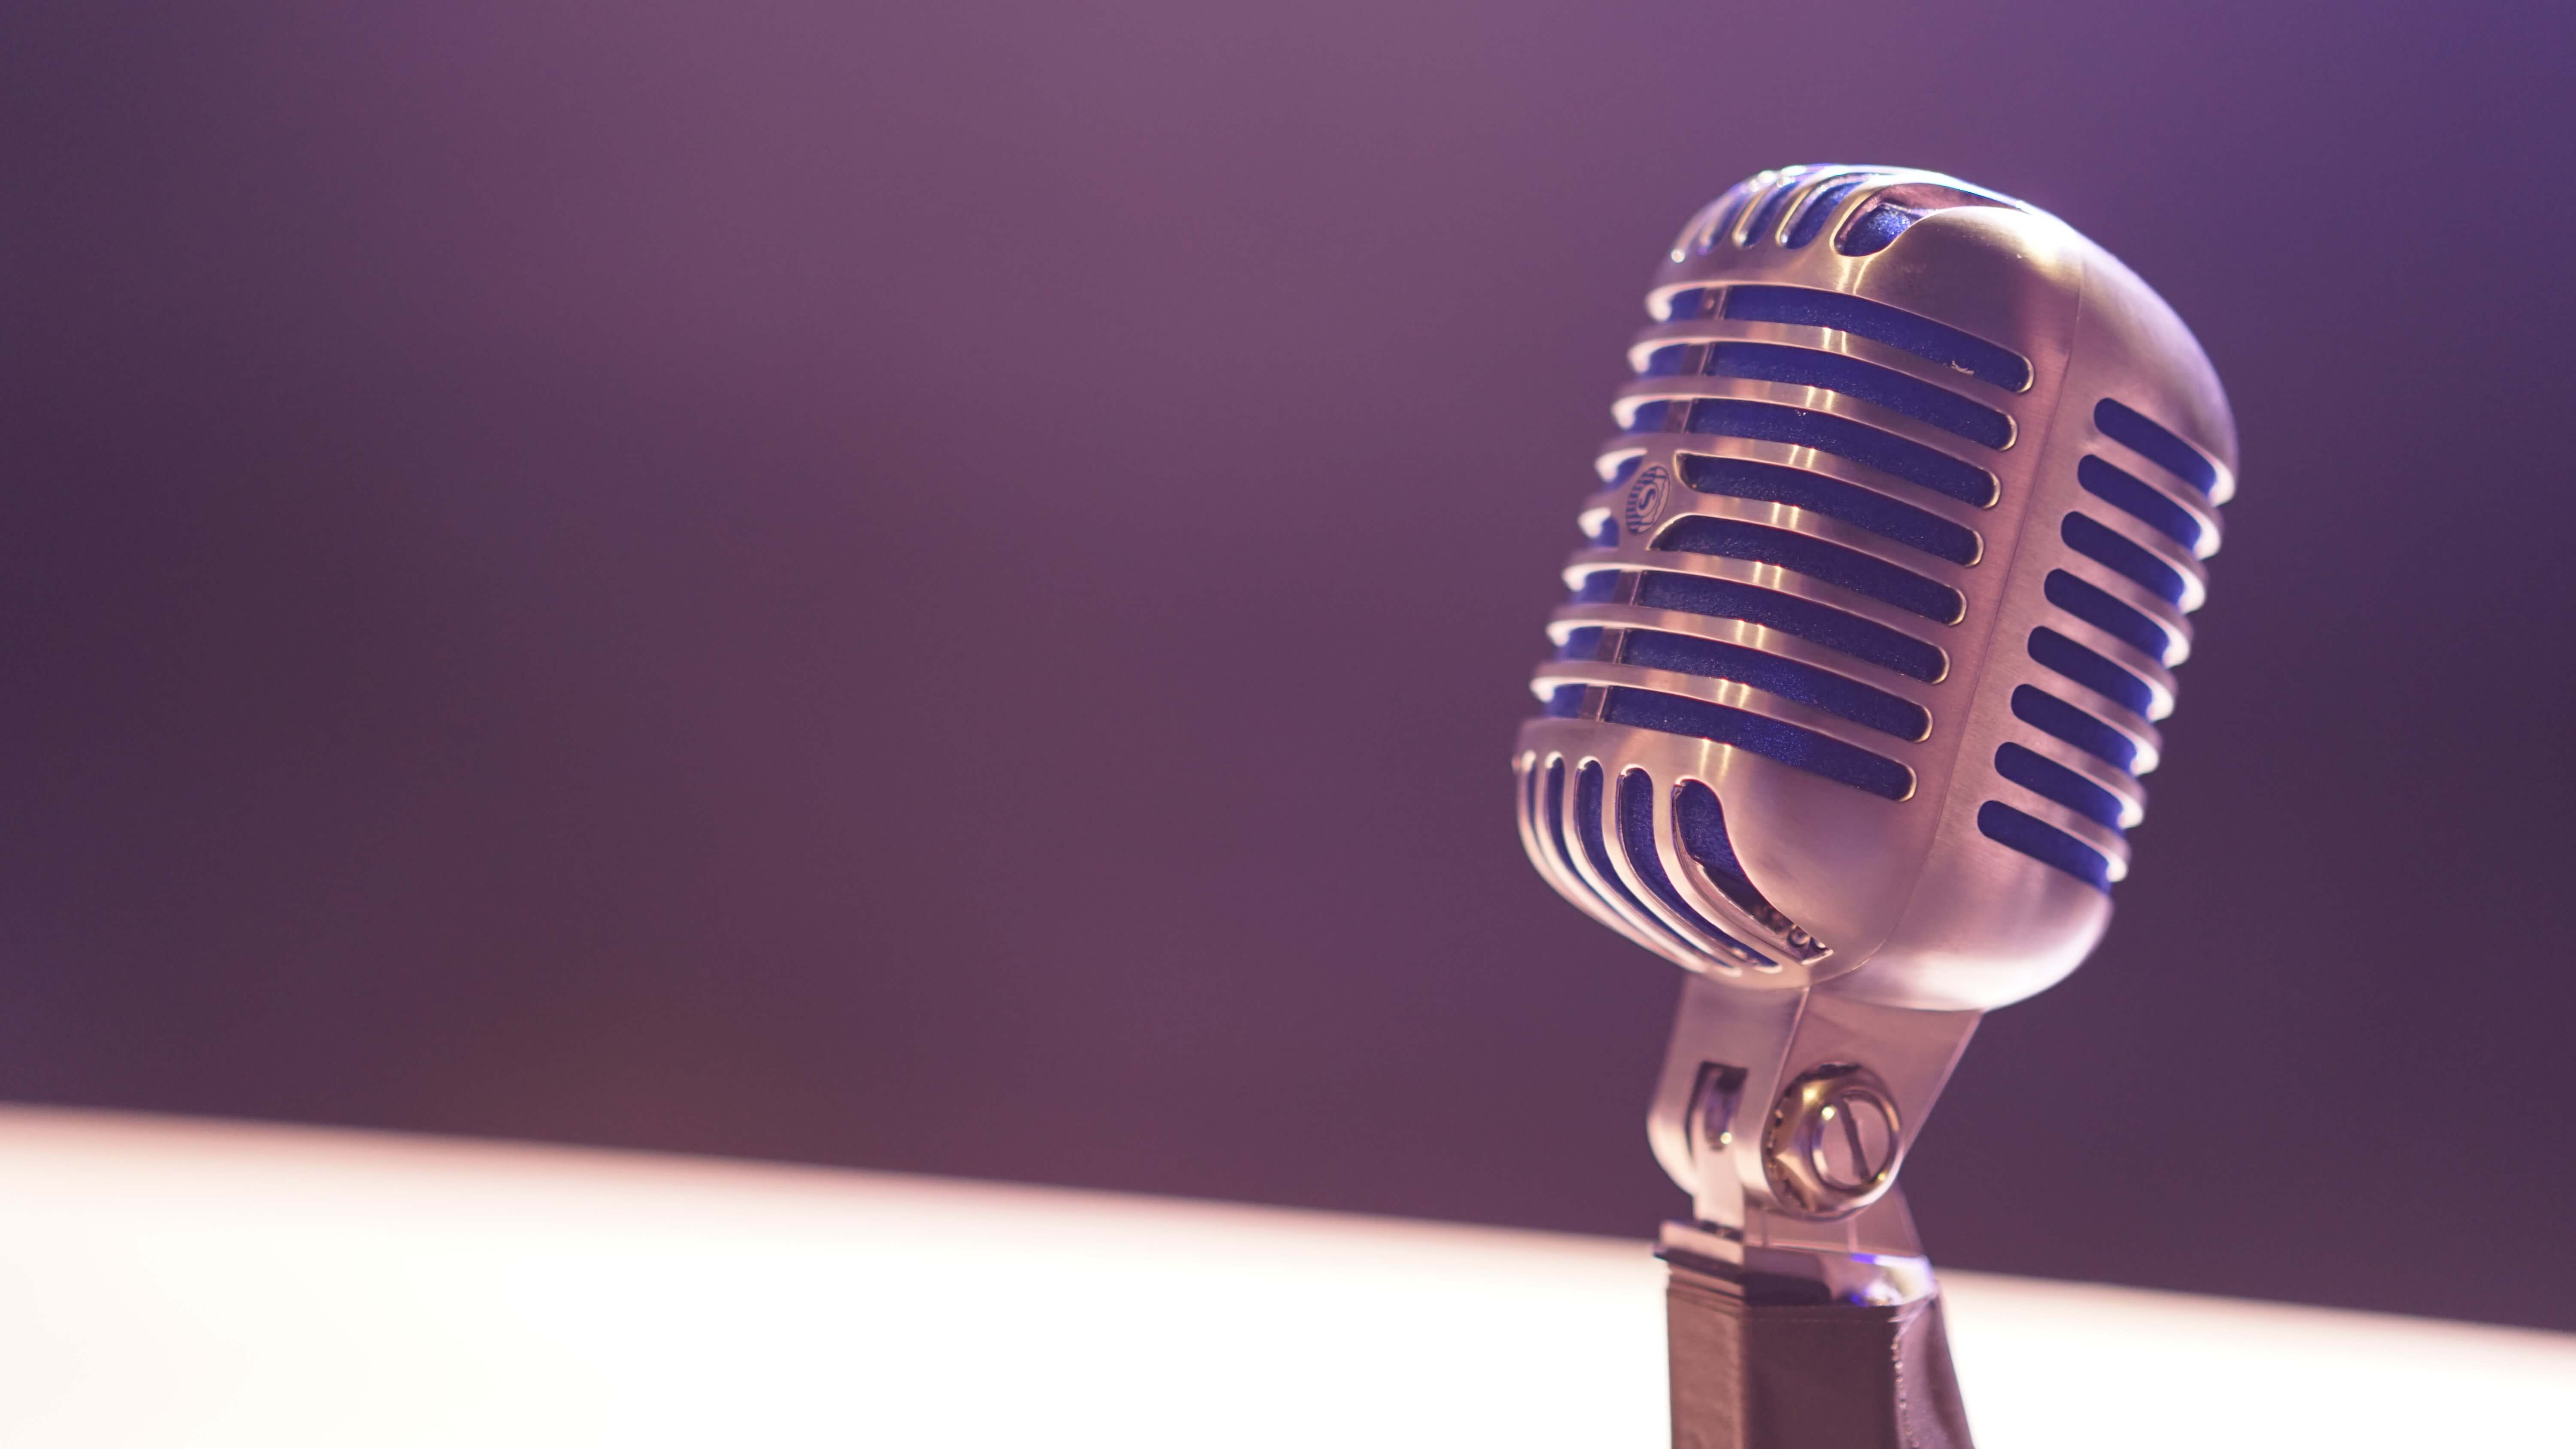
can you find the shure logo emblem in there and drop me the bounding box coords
[1622,464,1670,535]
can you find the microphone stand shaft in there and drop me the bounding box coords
[1662,1231,1971,1449]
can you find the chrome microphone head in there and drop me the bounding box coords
[1514,164,2236,1016]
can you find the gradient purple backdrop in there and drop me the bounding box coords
[3,0,2571,1330]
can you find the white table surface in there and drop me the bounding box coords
[0,1107,2565,1446]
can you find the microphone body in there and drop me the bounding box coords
[1513,167,2235,1448]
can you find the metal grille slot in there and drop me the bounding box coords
[1524,754,1691,958]
[1616,770,1774,966]
[2010,685,2139,773]
[1781,180,1867,249]
[1678,456,1981,565]
[1839,203,1917,257]
[1977,801,2113,890]
[1676,168,1870,256]
[1571,761,1703,955]
[1742,184,1803,249]
[1513,747,1814,973]
[1675,180,1763,260]
[2095,399,2221,497]
[2044,570,2179,663]
[2077,455,2210,553]
[2027,627,2158,719]
[1599,688,1914,801]
[1521,755,1640,945]
[1718,285,2032,391]
[1636,399,1999,508]
[1668,780,1828,961]
[1638,345,1693,377]
[1674,780,1760,897]
[1702,344,2013,448]
[1993,742,2133,831]
[1585,568,1948,682]
[2061,513,2189,606]
[1560,626,1931,740]
[1654,517,1966,624]
[1659,287,1717,322]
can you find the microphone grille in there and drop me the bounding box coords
[1521,166,2235,982]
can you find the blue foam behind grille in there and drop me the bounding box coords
[1674,779,1786,921]
[1782,180,1866,249]
[1574,570,1622,603]
[1656,516,1965,624]
[1607,629,1929,740]
[1617,770,1771,964]
[1977,800,2111,890]
[1838,203,1918,256]
[1574,761,1669,933]
[1705,343,2011,449]
[1601,687,1913,800]
[2063,513,2187,605]
[1626,400,1676,434]
[1680,399,1998,507]
[1590,514,1619,546]
[1994,742,2126,831]
[1554,626,1604,661]
[1639,345,1693,378]
[1661,287,1717,321]
[1673,780,1749,877]
[1630,570,1945,682]
[1543,685,1584,717]
[2044,570,2175,661]
[1680,455,1979,565]
[2095,398,2219,494]
[1546,757,1650,936]
[1722,285,2032,392]
[2010,685,2138,772]
[2027,627,2155,717]
[2078,455,2203,550]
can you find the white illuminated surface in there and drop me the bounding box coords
[0,1108,2566,1446]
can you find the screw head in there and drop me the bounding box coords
[1806,1087,1898,1192]
[1763,1064,1904,1215]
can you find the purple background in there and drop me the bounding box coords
[5,1,2572,1329]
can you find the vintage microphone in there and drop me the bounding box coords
[1513,165,2236,1449]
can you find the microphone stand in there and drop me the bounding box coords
[1647,973,1981,1449]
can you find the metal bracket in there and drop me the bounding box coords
[1646,972,1980,1291]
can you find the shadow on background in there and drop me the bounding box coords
[2,0,2569,1328]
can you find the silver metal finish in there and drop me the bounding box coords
[1766,1065,1901,1213]
[1645,969,1976,1296]
[1511,165,2237,1447]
